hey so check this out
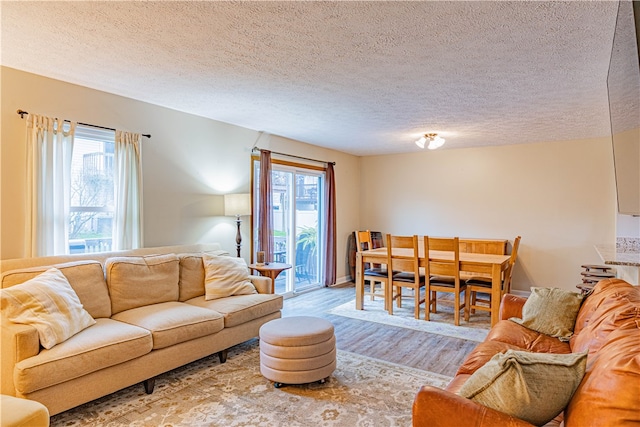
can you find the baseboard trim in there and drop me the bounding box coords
[510,289,530,297]
[331,275,352,287]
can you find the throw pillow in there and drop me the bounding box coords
[457,349,588,426]
[0,268,96,349]
[203,254,257,300]
[510,287,584,341]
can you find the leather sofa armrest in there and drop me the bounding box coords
[412,385,535,427]
[249,275,272,294]
[499,293,527,320]
[1,321,40,395]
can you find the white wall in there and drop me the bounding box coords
[617,213,640,238]
[359,139,617,292]
[0,67,361,283]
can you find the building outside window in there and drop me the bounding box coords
[69,126,115,253]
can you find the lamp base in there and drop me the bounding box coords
[235,216,242,258]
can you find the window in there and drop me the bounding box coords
[69,126,116,253]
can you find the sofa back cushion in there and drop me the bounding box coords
[177,251,228,301]
[565,324,640,426]
[178,253,206,301]
[1,260,111,318]
[106,254,179,315]
[566,279,640,426]
[572,279,639,336]
[571,279,640,353]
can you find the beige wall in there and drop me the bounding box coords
[359,139,617,292]
[1,66,622,291]
[0,67,361,283]
[612,127,640,216]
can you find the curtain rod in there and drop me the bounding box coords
[16,109,151,139]
[252,147,335,166]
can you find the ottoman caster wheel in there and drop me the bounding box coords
[274,382,284,388]
[318,378,327,384]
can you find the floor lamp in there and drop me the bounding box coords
[224,193,251,257]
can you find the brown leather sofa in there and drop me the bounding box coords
[413,279,640,427]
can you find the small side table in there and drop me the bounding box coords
[248,262,292,294]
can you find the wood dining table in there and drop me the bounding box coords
[355,247,511,326]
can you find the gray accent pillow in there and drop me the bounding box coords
[457,349,588,426]
[510,287,584,341]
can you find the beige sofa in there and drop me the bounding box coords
[0,244,283,416]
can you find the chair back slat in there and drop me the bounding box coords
[426,236,466,325]
[356,230,373,252]
[388,235,415,249]
[428,237,460,280]
[386,234,424,319]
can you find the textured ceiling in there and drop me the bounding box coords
[0,1,623,156]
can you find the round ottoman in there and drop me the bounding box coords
[259,316,336,388]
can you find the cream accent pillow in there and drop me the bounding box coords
[0,268,96,349]
[203,254,257,300]
[510,287,584,341]
[178,251,231,301]
[457,349,588,426]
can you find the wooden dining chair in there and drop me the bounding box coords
[386,234,426,319]
[458,239,507,281]
[355,230,389,304]
[427,236,467,326]
[465,236,521,317]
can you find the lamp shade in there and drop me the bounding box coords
[224,193,251,217]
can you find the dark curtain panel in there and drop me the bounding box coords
[324,163,337,287]
[258,150,274,262]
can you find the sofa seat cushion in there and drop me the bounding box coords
[14,318,152,394]
[186,293,283,328]
[111,301,224,349]
[486,320,572,354]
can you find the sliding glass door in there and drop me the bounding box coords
[253,161,325,296]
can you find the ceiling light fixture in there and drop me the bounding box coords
[415,133,446,150]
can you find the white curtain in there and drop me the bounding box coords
[25,114,75,256]
[112,130,143,250]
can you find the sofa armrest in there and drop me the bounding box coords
[412,385,535,427]
[499,294,527,320]
[1,320,40,395]
[249,275,272,294]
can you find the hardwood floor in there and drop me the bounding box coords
[281,283,478,378]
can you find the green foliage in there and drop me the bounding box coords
[296,225,317,254]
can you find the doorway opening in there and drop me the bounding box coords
[252,160,326,297]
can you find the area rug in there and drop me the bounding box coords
[329,298,490,342]
[50,339,452,427]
